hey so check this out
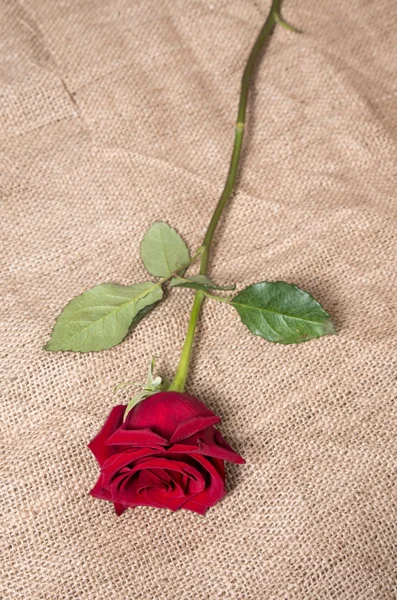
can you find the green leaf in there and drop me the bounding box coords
[170,274,236,291]
[140,221,190,278]
[45,282,163,352]
[231,281,335,345]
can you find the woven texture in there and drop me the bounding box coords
[1,0,396,598]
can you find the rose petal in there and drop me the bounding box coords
[90,476,127,516]
[89,474,112,501]
[125,392,218,441]
[186,456,226,507]
[181,500,208,515]
[114,502,127,516]
[112,469,188,512]
[88,405,125,467]
[169,415,221,444]
[168,427,245,464]
[105,427,168,449]
[132,469,166,494]
[128,457,205,487]
[101,448,158,484]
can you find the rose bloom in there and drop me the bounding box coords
[88,391,244,515]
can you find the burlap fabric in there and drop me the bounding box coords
[1,0,396,598]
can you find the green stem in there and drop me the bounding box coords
[169,0,287,393]
[169,291,205,393]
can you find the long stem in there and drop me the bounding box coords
[169,0,285,393]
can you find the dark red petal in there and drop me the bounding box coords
[101,447,158,478]
[187,455,226,507]
[110,471,138,503]
[89,474,112,501]
[169,415,220,444]
[182,500,208,515]
[125,392,218,441]
[128,457,205,485]
[115,469,163,502]
[90,478,127,516]
[87,405,125,467]
[136,469,169,491]
[212,429,245,464]
[210,457,225,480]
[112,470,188,512]
[105,427,168,449]
[168,427,245,464]
[133,492,186,512]
[114,502,127,516]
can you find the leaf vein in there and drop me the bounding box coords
[232,301,327,326]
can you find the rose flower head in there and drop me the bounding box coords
[88,391,245,515]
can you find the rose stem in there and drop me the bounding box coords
[169,0,293,393]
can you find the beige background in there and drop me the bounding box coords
[1,0,396,598]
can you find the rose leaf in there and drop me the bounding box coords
[231,281,335,344]
[140,221,190,278]
[45,282,163,352]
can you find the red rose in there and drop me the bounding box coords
[88,391,245,515]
